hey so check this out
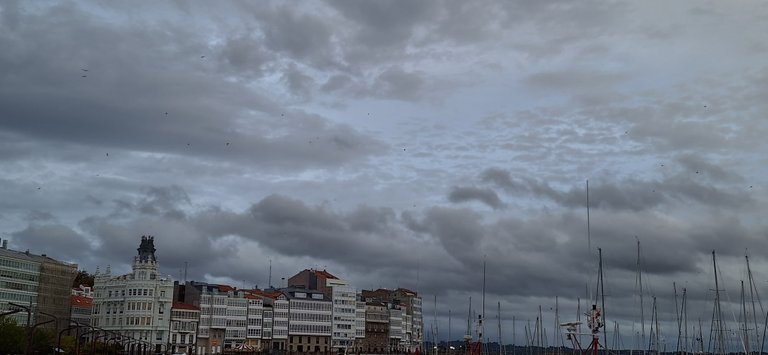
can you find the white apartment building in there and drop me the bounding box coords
[272,292,289,349]
[245,295,263,348]
[389,306,403,352]
[225,296,248,346]
[355,293,366,347]
[92,236,174,352]
[170,302,200,354]
[326,278,357,351]
[285,288,332,353]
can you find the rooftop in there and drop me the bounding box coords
[70,295,93,307]
[0,245,76,267]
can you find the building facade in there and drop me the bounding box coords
[326,278,357,352]
[362,301,389,353]
[354,293,366,352]
[0,238,77,330]
[362,288,423,353]
[92,236,174,352]
[70,295,92,326]
[170,302,200,355]
[285,288,332,353]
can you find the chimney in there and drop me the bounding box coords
[1,239,6,249]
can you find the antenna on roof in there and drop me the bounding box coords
[269,259,272,288]
[184,261,188,282]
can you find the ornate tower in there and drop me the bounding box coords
[133,235,159,280]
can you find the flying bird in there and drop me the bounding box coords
[37,187,41,190]
[106,153,109,157]
[82,75,87,78]
[164,112,168,116]
[81,69,88,72]
[201,56,205,58]
[226,142,230,146]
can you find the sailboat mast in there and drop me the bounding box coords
[698,318,704,354]
[482,257,487,350]
[743,280,750,354]
[747,253,764,352]
[598,248,608,354]
[713,250,725,355]
[468,297,473,340]
[682,288,688,355]
[638,239,646,355]
[498,302,503,355]
[435,294,439,354]
[654,297,660,355]
[555,296,560,355]
[675,282,681,355]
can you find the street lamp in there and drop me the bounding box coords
[57,319,86,355]
[78,325,98,355]
[93,328,111,355]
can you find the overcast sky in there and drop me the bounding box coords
[2,0,768,349]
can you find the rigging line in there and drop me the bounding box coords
[719,259,747,354]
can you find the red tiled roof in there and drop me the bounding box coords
[314,269,338,280]
[172,302,200,311]
[217,284,234,292]
[70,295,93,307]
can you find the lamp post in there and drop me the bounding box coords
[57,319,85,355]
[93,329,110,355]
[8,302,32,326]
[78,325,98,355]
[17,306,59,355]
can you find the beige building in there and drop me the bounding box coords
[0,238,77,331]
[362,301,389,353]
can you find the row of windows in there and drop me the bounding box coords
[0,291,36,303]
[127,316,153,326]
[0,268,39,282]
[225,329,246,339]
[290,312,331,323]
[288,324,331,335]
[227,299,247,307]
[171,320,197,332]
[226,319,247,328]
[127,301,153,311]
[0,258,39,271]
[172,310,199,319]
[226,308,246,317]
[0,280,37,292]
[289,336,330,345]
[171,333,195,344]
[290,300,332,311]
